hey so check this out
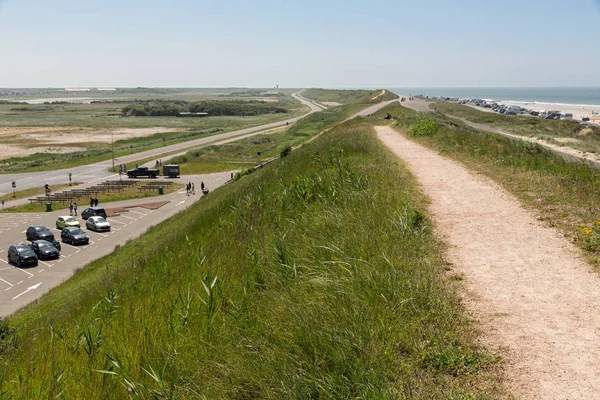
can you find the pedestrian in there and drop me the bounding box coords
[90,197,94,207]
[231,172,233,180]
[200,181,205,191]
[119,164,123,175]
[94,197,99,207]
[74,202,78,216]
[186,182,190,195]
[69,202,73,216]
[191,183,195,194]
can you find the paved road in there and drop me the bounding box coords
[0,172,230,316]
[0,94,321,197]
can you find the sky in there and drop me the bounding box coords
[1,0,599,88]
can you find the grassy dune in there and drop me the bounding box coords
[374,102,600,264]
[302,89,398,104]
[170,100,377,175]
[0,121,501,398]
[432,101,600,153]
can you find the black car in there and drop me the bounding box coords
[7,244,38,267]
[61,227,89,245]
[26,225,54,242]
[29,240,60,260]
[81,207,107,220]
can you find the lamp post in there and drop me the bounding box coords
[112,130,115,172]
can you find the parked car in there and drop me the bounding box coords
[86,216,111,232]
[81,207,107,220]
[61,227,89,245]
[56,216,80,229]
[29,240,60,260]
[7,244,38,267]
[26,225,54,242]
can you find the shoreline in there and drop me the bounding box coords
[498,100,600,122]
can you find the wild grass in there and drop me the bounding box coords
[169,100,381,175]
[374,102,600,264]
[432,101,600,154]
[0,121,502,398]
[302,89,397,104]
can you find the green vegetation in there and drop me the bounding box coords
[1,182,184,213]
[374,102,600,264]
[122,100,287,117]
[302,88,398,104]
[168,97,379,175]
[0,183,79,203]
[432,101,600,153]
[0,121,501,398]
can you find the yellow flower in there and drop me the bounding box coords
[583,227,593,235]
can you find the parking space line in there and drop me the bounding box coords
[0,277,14,287]
[109,219,127,225]
[0,259,7,265]
[39,261,52,267]
[5,287,12,291]
[38,269,45,273]
[120,215,137,221]
[128,210,147,216]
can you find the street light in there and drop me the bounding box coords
[112,130,115,172]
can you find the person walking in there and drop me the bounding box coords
[200,181,205,192]
[73,202,78,216]
[186,182,190,196]
[69,202,73,216]
[90,197,94,207]
[191,183,195,194]
[94,197,99,207]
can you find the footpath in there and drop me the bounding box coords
[377,125,600,399]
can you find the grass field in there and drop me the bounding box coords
[0,120,502,398]
[168,93,389,175]
[0,92,309,173]
[0,183,80,203]
[373,102,600,265]
[1,182,184,213]
[432,101,600,154]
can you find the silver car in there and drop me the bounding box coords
[86,216,111,232]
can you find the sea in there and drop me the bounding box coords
[389,87,600,108]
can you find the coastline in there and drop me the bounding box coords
[499,101,600,122]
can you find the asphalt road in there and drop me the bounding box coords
[0,94,321,197]
[0,171,230,317]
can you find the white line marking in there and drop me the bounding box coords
[0,259,8,264]
[17,280,23,285]
[175,200,185,207]
[120,215,137,221]
[38,269,45,273]
[128,210,147,216]
[12,282,42,300]
[5,287,12,291]
[39,261,51,267]
[17,268,34,277]
[0,277,14,287]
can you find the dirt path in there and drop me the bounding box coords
[370,90,385,101]
[376,125,600,399]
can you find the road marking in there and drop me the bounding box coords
[128,210,147,216]
[109,219,127,225]
[17,268,34,277]
[38,269,45,273]
[120,215,137,221]
[175,200,185,207]
[12,282,42,300]
[17,280,23,285]
[0,267,12,270]
[39,261,52,267]
[0,277,14,287]
[4,287,12,291]
[21,230,27,234]
[0,259,7,265]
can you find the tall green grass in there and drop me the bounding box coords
[375,102,600,263]
[0,121,501,398]
[302,89,397,104]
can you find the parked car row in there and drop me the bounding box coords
[6,213,111,268]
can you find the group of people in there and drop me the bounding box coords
[118,164,128,175]
[89,197,99,207]
[154,159,163,167]
[69,202,78,216]
[186,181,205,195]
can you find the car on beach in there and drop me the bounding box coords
[61,227,89,245]
[86,216,111,232]
[26,225,54,242]
[81,207,107,220]
[56,216,80,229]
[29,240,60,260]
[7,244,38,267]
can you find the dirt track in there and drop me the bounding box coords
[377,125,600,399]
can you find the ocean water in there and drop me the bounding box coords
[389,87,600,107]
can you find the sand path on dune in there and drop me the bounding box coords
[377,125,600,399]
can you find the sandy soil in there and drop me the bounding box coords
[377,125,600,399]
[322,101,342,107]
[0,144,87,160]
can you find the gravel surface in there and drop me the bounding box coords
[377,125,600,399]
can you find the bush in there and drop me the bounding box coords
[409,115,439,137]
[280,145,292,158]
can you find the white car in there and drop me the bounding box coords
[86,216,111,232]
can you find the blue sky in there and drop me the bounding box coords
[1,0,599,87]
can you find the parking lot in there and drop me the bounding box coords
[0,171,232,316]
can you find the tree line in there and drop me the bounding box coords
[121,100,287,117]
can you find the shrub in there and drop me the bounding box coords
[409,115,439,137]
